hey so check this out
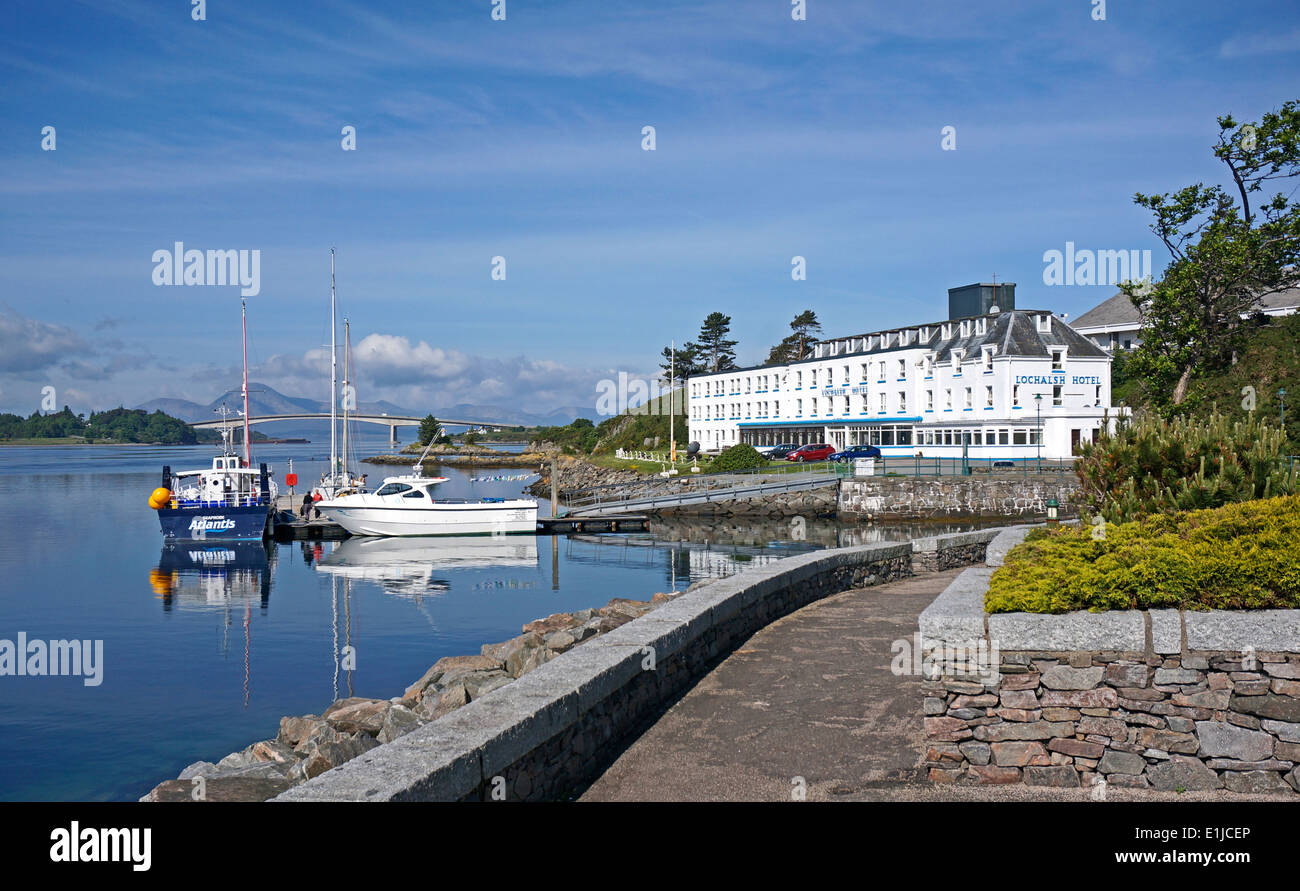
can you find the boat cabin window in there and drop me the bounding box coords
[375,483,413,496]
[402,488,426,498]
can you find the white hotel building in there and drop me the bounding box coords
[687,284,1120,461]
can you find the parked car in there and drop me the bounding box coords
[786,443,836,462]
[992,460,1015,469]
[829,444,883,463]
[765,443,799,459]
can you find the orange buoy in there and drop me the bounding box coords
[148,487,171,509]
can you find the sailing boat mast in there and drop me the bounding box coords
[343,318,351,483]
[241,298,251,468]
[329,248,338,481]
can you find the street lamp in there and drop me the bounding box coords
[1046,497,1059,525]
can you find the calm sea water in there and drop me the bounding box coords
[0,438,977,801]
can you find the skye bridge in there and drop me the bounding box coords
[190,413,517,445]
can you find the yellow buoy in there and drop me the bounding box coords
[149,487,171,509]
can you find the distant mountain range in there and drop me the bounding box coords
[135,383,593,429]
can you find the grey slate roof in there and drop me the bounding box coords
[1073,286,1300,330]
[929,311,1108,361]
[1071,292,1139,329]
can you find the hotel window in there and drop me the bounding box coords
[860,394,870,413]
[998,429,1010,445]
[898,391,907,412]
[941,323,952,339]
[898,358,907,380]
[860,363,870,381]
[1037,314,1052,333]
[796,399,802,416]
[984,348,995,371]
[926,389,934,410]
[1051,348,1064,371]
[984,386,993,407]
[1053,384,1063,406]
[1095,385,1102,406]
[843,365,850,385]
[811,397,818,416]
[879,393,887,413]
[964,387,972,409]
[877,362,885,382]
[973,430,983,445]
[811,370,817,387]
[1030,429,1041,445]
[796,371,802,388]
[944,389,952,410]
[1013,430,1028,445]
[843,396,850,415]
[952,349,964,374]
[924,355,934,377]
[1012,384,1020,407]
[745,378,751,393]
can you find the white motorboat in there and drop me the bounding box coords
[316,474,537,536]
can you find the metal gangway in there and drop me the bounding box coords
[561,463,846,517]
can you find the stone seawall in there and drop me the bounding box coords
[276,528,1004,801]
[923,650,1300,795]
[840,475,1079,521]
[919,538,1300,796]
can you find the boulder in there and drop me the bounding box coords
[278,714,323,746]
[416,682,469,721]
[522,613,580,635]
[250,739,297,765]
[142,774,291,802]
[463,671,513,700]
[377,704,422,744]
[322,697,390,735]
[178,761,217,780]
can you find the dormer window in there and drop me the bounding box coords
[959,320,970,337]
[983,346,996,370]
[941,323,952,339]
[1037,314,1052,333]
[976,318,987,335]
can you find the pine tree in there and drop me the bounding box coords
[697,312,738,373]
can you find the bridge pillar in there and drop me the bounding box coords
[389,424,397,447]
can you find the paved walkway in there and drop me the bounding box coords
[579,568,1291,803]
[581,569,961,802]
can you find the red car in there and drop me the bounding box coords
[786,443,835,462]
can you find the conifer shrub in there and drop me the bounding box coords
[986,494,1300,613]
[1074,411,1296,523]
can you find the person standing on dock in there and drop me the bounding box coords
[300,493,313,520]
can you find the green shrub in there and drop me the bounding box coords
[1074,410,1296,523]
[709,443,766,472]
[986,494,1300,613]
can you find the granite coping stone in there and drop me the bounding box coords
[988,610,1145,652]
[918,567,991,650]
[984,525,1038,567]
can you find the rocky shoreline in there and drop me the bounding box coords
[141,590,685,802]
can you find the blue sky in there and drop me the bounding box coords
[2,0,1298,417]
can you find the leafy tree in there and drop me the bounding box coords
[417,414,442,445]
[1124,101,1300,409]
[696,312,738,373]
[767,310,822,364]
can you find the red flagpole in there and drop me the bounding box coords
[242,298,251,468]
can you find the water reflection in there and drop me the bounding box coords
[151,540,274,611]
[151,540,276,706]
[313,535,540,598]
